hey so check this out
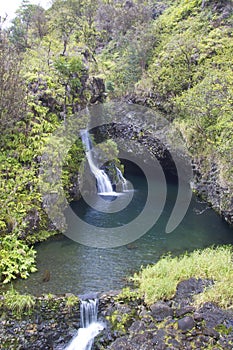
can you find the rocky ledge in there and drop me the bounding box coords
[1,278,233,349]
[97,278,233,350]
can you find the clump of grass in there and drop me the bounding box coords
[65,294,79,312]
[114,287,139,303]
[3,286,35,317]
[132,246,233,308]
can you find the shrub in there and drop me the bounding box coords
[0,235,37,284]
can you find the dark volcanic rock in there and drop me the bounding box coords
[108,336,133,350]
[178,316,195,331]
[1,285,233,350]
[174,277,213,306]
[150,301,174,321]
[198,302,233,328]
[176,306,195,317]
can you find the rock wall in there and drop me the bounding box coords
[99,101,233,226]
[191,156,233,225]
[1,283,233,349]
[64,101,233,227]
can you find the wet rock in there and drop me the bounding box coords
[1,288,233,350]
[191,158,233,225]
[42,270,51,282]
[88,77,107,104]
[174,278,213,306]
[203,327,220,339]
[178,316,195,331]
[150,301,174,321]
[176,306,195,317]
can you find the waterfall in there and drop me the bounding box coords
[80,130,113,194]
[116,167,128,192]
[65,299,104,350]
[80,299,98,328]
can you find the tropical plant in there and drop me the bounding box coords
[0,235,37,284]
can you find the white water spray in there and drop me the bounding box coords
[80,130,113,194]
[80,130,128,195]
[116,167,128,192]
[65,299,104,350]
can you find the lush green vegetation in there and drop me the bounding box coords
[0,0,232,284]
[0,235,37,284]
[133,246,233,308]
[96,0,233,213]
[2,287,35,317]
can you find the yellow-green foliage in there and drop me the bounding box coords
[106,309,134,334]
[114,287,139,303]
[65,294,79,311]
[1,0,232,286]
[0,114,59,240]
[142,0,233,186]
[133,246,233,308]
[0,235,37,284]
[3,287,35,317]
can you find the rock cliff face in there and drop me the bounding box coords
[98,101,233,226]
[71,100,233,227]
[191,156,233,225]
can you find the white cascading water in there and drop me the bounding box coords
[80,130,113,194]
[116,167,128,192]
[80,130,127,194]
[65,299,104,350]
[80,299,98,328]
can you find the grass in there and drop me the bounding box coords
[65,294,79,312]
[2,286,35,316]
[132,246,233,308]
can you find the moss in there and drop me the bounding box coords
[215,324,233,335]
[106,308,136,335]
[65,294,79,312]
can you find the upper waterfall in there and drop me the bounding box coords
[80,130,128,195]
[80,129,113,194]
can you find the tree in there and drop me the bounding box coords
[53,55,88,116]
[48,0,83,55]
[0,28,26,134]
[9,0,48,51]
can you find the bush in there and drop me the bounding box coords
[0,235,37,284]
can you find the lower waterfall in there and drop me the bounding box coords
[65,299,104,350]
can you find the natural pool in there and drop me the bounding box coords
[14,164,233,296]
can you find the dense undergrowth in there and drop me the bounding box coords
[0,0,232,284]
